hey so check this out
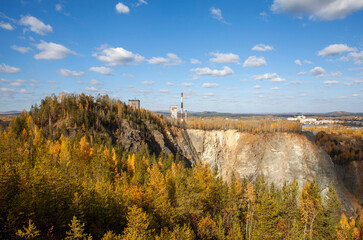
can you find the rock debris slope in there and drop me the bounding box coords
[187,129,354,213]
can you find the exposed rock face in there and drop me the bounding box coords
[187,129,354,213]
[335,161,363,208]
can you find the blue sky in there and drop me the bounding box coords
[0,0,363,113]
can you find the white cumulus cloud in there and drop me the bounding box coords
[148,53,182,66]
[190,58,201,64]
[243,56,267,67]
[324,80,339,87]
[19,16,52,35]
[253,73,285,82]
[11,45,31,53]
[210,52,239,64]
[271,87,280,90]
[0,22,14,30]
[58,69,84,77]
[310,66,326,76]
[210,7,227,23]
[141,81,155,85]
[90,79,104,86]
[191,66,234,77]
[86,87,111,94]
[56,4,62,11]
[159,89,169,93]
[35,41,75,60]
[294,59,302,66]
[89,66,113,76]
[94,47,144,66]
[318,44,356,56]
[182,83,194,87]
[116,2,130,14]
[0,64,21,73]
[252,44,273,52]
[253,85,261,89]
[202,83,219,88]
[271,0,363,20]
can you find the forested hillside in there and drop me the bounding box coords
[0,94,362,239]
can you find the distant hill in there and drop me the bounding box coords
[0,111,21,115]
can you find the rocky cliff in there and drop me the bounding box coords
[186,129,354,213]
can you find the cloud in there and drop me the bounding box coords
[253,73,285,82]
[304,60,312,64]
[330,71,342,77]
[352,93,360,97]
[271,0,363,20]
[324,80,339,87]
[167,82,174,86]
[141,81,154,85]
[136,0,148,7]
[89,66,113,75]
[294,59,302,66]
[252,44,273,52]
[0,88,17,97]
[210,7,227,23]
[298,71,306,75]
[159,89,169,93]
[0,22,14,30]
[129,88,152,93]
[94,47,144,66]
[243,56,267,67]
[190,58,201,64]
[122,73,135,78]
[285,80,302,85]
[116,2,130,14]
[349,51,363,64]
[337,96,347,99]
[11,45,31,53]
[203,93,216,98]
[148,53,182,66]
[202,83,219,88]
[345,79,363,86]
[182,83,194,87]
[310,66,326,76]
[58,69,84,77]
[0,79,26,87]
[35,41,75,60]
[0,64,21,73]
[318,44,356,56]
[271,87,280,90]
[253,85,261,89]
[19,16,52,35]
[56,4,62,11]
[85,87,111,94]
[210,52,239,64]
[0,87,32,98]
[191,66,234,77]
[90,79,104,85]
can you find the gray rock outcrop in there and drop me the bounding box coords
[187,129,354,213]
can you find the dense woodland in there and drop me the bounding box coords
[1,94,362,239]
[315,132,363,165]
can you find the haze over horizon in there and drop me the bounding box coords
[1,0,363,113]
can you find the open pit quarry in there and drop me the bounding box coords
[118,123,360,214]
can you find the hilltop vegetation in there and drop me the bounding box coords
[0,94,362,239]
[187,117,302,133]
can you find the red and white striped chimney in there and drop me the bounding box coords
[181,92,184,122]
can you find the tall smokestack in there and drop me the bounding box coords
[181,92,184,122]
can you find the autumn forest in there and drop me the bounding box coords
[0,94,362,239]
